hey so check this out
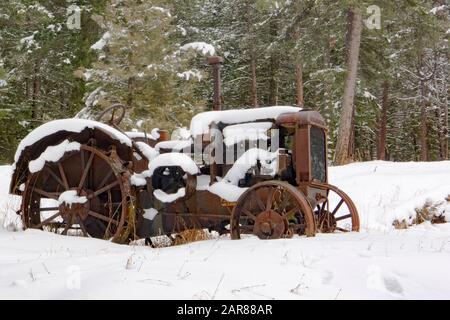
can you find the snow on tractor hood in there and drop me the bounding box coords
[10,118,133,195]
[189,106,302,136]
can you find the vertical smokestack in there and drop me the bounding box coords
[207,56,223,111]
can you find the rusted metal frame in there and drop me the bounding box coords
[295,124,311,186]
[324,125,329,184]
[161,212,231,220]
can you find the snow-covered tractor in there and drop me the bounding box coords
[10,103,359,244]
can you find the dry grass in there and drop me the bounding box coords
[393,196,449,229]
[170,229,214,246]
[143,228,216,248]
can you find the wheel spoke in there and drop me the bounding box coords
[331,199,344,216]
[36,211,62,228]
[242,208,257,221]
[87,210,119,226]
[320,200,327,213]
[44,166,65,188]
[58,162,69,190]
[78,151,94,190]
[88,180,120,199]
[266,187,275,210]
[38,207,59,212]
[277,192,290,211]
[335,214,352,221]
[98,170,114,190]
[80,149,85,172]
[252,192,265,211]
[282,206,298,218]
[33,188,59,200]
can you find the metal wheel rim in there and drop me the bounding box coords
[231,181,315,240]
[21,144,130,243]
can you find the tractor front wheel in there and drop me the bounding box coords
[314,184,360,233]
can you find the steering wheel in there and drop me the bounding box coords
[96,104,127,126]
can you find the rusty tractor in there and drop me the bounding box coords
[10,58,359,244]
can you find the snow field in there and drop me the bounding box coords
[1,161,449,299]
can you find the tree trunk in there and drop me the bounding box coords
[127,77,134,107]
[293,28,303,107]
[31,61,40,119]
[334,8,362,165]
[419,80,429,161]
[268,19,279,106]
[348,107,355,159]
[377,81,389,160]
[269,56,278,106]
[247,1,258,107]
[294,45,303,107]
[250,52,258,107]
[295,63,304,107]
[440,80,448,159]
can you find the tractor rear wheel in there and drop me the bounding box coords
[230,181,315,240]
[21,144,133,243]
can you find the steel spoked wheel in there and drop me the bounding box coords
[96,104,126,126]
[21,144,132,243]
[314,184,359,233]
[231,181,315,240]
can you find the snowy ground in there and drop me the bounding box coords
[0,161,449,299]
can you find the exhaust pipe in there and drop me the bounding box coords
[207,56,223,111]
